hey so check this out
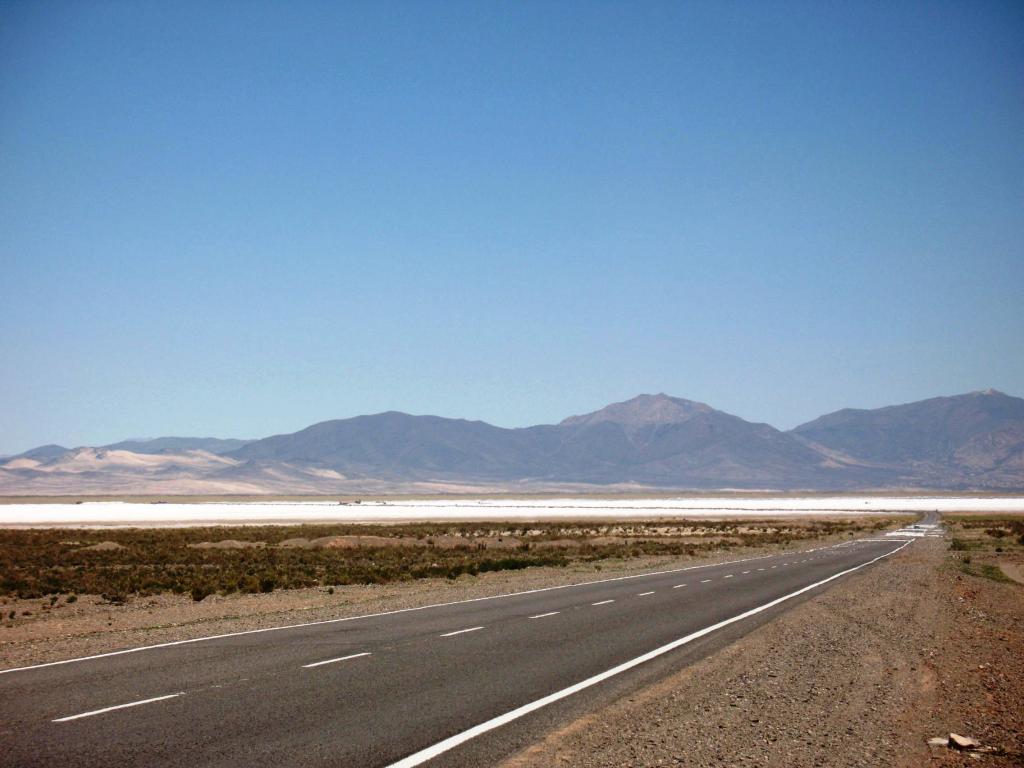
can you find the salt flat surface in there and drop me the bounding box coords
[1,496,1022,526]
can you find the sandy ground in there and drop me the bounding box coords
[500,538,1024,767]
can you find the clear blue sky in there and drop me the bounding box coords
[2,1,1022,454]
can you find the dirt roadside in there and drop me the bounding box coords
[501,538,1023,768]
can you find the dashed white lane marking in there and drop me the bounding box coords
[672,584,687,589]
[53,693,183,722]
[529,612,559,620]
[637,592,655,597]
[384,540,914,768]
[700,579,712,583]
[440,627,484,637]
[591,600,615,606]
[757,568,765,571]
[302,652,372,669]
[771,565,777,569]
[742,571,750,574]
[723,574,734,579]
[865,538,912,542]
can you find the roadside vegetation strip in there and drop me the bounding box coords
[52,693,184,723]
[0,517,904,602]
[384,540,914,768]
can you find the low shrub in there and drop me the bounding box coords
[190,584,214,602]
[0,517,892,599]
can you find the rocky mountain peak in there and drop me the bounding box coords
[559,393,714,429]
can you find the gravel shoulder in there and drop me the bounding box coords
[500,538,1024,767]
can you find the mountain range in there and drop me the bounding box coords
[2,390,1023,495]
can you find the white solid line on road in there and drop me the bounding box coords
[528,612,559,620]
[672,584,687,589]
[637,591,655,597]
[383,540,913,768]
[0,548,794,676]
[440,626,484,637]
[302,652,371,669]
[591,600,614,606]
[53,693,183,723]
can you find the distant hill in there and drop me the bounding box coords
[8,444,71,462]
[791,389,1024,488]
[230,411,555,480]
[2,390,1022,494]
[102,437,252,456]
[547,394,862,487]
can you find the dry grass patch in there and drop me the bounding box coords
[943,513,1024,586]
[0,517,905,608]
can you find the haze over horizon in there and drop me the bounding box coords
[2,1,1023,455]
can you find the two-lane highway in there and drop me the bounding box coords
[0,534,918,767]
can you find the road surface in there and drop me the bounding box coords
[0,521,931,767]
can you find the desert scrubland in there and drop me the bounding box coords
[1,500,1021,766]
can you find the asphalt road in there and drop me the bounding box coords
[0,525,927,767]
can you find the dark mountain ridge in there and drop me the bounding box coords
[792,389,1024,487]
[228,394,879,488]
[4,390,1023,492]
[8,444,71,462]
